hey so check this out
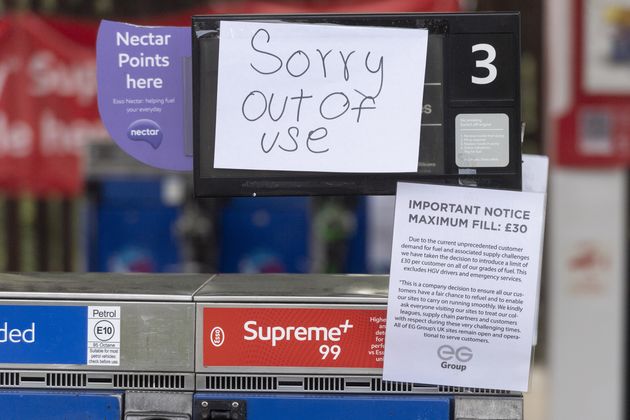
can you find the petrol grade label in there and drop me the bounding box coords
[87,306,121,366]
[202,307,387,370]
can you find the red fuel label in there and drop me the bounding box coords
[203,307,387,369]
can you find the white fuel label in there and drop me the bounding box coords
[455,113,509,168]
[87,306,121,366]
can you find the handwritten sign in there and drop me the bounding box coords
[213,21,428,173]
[383,182,546,392]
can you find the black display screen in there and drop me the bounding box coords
[192,13,521,197]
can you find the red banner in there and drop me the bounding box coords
[207,0,458,14]
[202,307,387,370]
[0,14,104,196]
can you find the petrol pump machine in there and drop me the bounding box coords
[0,12,526,420]
[0,273,523,419]
[193,274,523,420]
[190,13,525,418]
[0,273,205,419]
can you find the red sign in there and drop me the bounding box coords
[203,307,387,370]
[552,0,630,166]
[208,0,458,14]
[0,13,104,196]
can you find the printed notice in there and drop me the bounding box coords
[383,182,546,392]
[87,306,121,366]
[213,20,428,173]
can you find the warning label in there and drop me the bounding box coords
[87,306,120,366]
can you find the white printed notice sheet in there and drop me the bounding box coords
[383,182,546,392]
[213,21,428,173]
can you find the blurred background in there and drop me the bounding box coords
[0,0,626,419]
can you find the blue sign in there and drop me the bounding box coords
[195,393,451,420]
[0,306,88,364]
[0,390,122,420]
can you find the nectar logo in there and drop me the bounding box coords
[127,119,163,149]
[210,327,225,347]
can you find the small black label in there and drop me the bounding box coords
[449,34,516,102]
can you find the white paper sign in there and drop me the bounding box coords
[383,182,546,392]
[214,21,428,173]
[522,154,549,347]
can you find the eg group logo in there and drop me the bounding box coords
[210,326,225,348]
[437,344,472,372]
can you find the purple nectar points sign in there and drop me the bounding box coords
[97,20,192,171]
